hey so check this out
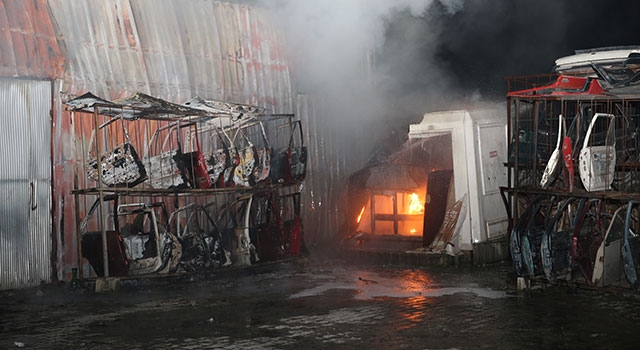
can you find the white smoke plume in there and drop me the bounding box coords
[267,0,463,102]
[260,0,466,155]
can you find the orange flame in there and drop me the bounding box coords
[356,206,366,224]
[408,193,424,214]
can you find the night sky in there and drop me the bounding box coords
[380,0,640,100]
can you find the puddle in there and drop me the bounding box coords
[290,270,508,300]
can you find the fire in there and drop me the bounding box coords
[408,193,424,214]
[408,193,424,235]
[356,206,366,224]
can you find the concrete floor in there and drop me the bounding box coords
[2,248,640,349]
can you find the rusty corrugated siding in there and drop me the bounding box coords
[0,0,63,78]
[46,0,294,111]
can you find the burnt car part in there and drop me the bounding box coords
[117,203,182,275]
[270,120,307,184]
[169,203,225,272]
[80,195,129,277]
[81,198,182,277]
[86,116,147,187]
[145,121,210,189]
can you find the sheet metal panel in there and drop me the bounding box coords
[0,78,52,290]
[46,0,294,110]
[0,0,64,78]
[297,94,359,242]
[46,0,149,97]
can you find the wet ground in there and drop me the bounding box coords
[2,249,640,350]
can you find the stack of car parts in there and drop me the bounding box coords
[510,196,640,289]
[67,92,307,279]
[507,110,640,289]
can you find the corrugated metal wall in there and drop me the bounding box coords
[296,95,370,244]
[0,0,64,78]
[1,0,345,286]
[46,0,294,110]
[0,78,52,290]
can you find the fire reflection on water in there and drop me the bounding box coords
[396,296,431,330]
[288,268,507,301]
[395,270,433,329]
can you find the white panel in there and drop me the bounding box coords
[477,124,506,195]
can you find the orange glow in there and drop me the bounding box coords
[407,193,424,235]
[408,193,424,214]
[356,206,366,223]
[359,190,426,236]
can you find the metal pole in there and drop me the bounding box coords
[370,194,375,234]
[93,107,109,278]
[71,110,83,279]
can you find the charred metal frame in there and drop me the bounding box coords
[67,93,304,279]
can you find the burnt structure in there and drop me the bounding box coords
[65,92,306,278]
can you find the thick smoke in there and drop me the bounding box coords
[260,1,466,160]
[260,0,639,156]
[256,0,639,242]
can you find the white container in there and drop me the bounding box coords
[408,108,508,253]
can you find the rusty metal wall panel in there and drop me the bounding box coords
[0,78,52,290]
[46,0,149,98]
[127,0,194,102]
[0,0,64,78]
[46,0,294,110]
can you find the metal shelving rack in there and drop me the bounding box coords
[503,73,640,288]
[66,92,304,279]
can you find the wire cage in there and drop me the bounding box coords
[504,74,640,289]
